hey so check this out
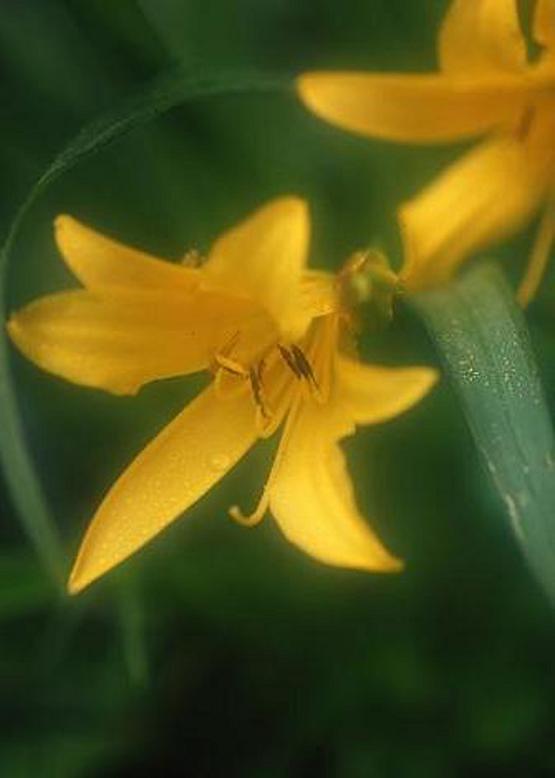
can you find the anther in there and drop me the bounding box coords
[290,344,319,389]
[220,331,241,357]
[516,105,535,142]
[249,363,271,420]
[278,344,303,378]
[214,354,248,377]
[211,331,246,377]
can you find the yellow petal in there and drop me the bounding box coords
[68,383,258,594]
[268,400,402,572]
[400,136,552,290]
[7,289,259,395]
[336,357,438,425]
[297,72,527,143]
[300,271,338,319]
[205,197,311,339]
[56,215,199,292]
[534,0,555,49]
[439,0,527,75]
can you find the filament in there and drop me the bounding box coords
[517,201,555,307]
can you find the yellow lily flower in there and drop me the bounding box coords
[298,0,555,303]
[7,197,437,594]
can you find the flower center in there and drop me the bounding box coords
[211,330,323,435]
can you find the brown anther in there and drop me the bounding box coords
[290,344,319,389]
[257,357,267,382]
[211,332,245,376]
[249,364,270,419]
[516,105,535,142]
[220,331,241,358]
[278,344,303,379]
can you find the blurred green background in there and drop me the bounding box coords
[2,1,555,775]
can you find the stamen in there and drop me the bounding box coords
[517,199,555,306]
[214,341,276,426]
[255,407,273,437]
[230,397,301,528]
[229,495,269,527]
[214,354,248,377]
[249,363,271,421]
[213,367,227,397]
[278,342,322,401]
[278,344,303,378]
[516,105,535,142]
[249,366,263,408]
[257,357,267,382]
[212,333,248,397]
[219,330,241,357]
[211,332,240,375]
[290,344,319,389]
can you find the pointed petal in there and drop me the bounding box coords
[205,197,311,339]
[68,384,258,593]
[56,215,199,292]
[400,136,552,289]
[297,72,527,143]
[336,357,438,425]
[439,0,527,75]
[7,289,257,395]
[534,0,555,49]
[269,401,402,572]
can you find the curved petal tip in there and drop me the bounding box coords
[261,195,309,236]
[67,563,91,596]
[296,72,339,122]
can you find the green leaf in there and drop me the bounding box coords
[412,263,555,602]
[0,67,291,586]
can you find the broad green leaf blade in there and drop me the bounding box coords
[412,263,555,602]
[1,67,291,586]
